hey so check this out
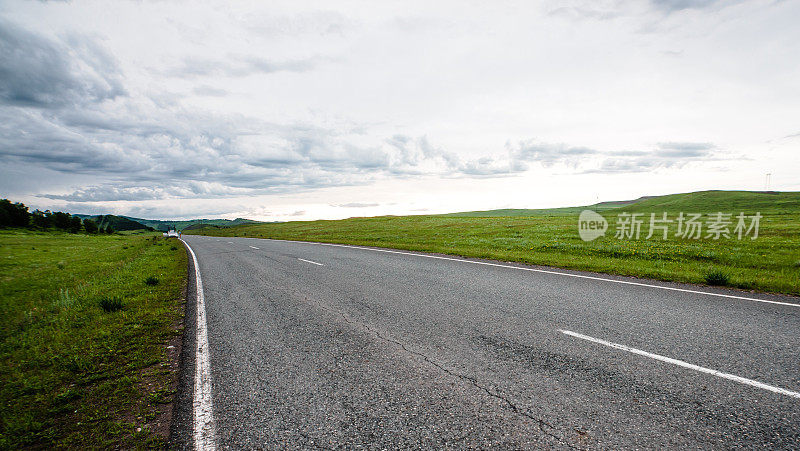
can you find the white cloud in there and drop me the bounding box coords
[1,0,798,220]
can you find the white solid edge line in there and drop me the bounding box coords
[181,240,217,450]
[559,329,800,399]
[252,239,797,308]
[298,258,324,266]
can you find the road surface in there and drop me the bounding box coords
[171,236,800,449]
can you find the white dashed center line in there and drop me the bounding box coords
[298,258,324,266]
[249,246,259,250]
[559,329,800,399]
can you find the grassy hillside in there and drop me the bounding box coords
[441,202,624,217]
[622,190,800,214]
[186,190,800,295]
[439,191,794,217]
[92,214,153,231]
[73,215,257,232]
[128,217,257,232]
[0,230,187,448]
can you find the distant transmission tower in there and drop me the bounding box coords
[765,173,772,191]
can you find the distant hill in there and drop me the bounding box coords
[441,199,641,217]
[72,215,259,232]
[74,214,153,231]
[617,191,800,214]
[123,217,258,232]
[441,191,799,217]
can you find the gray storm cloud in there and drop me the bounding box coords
[1,0,794,219]
[0,20,125,107]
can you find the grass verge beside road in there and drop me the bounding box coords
[0,230,187,448]
[187,191,800,296]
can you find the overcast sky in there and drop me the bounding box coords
[1,0,798,220]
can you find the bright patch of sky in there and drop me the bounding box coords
[1,0,798,220]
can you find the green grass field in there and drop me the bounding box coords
[187,191,800,295]
[0,230,187,448]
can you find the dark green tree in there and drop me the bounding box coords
[0,199,31,228]
[69,216,82,233]
[52,212,71,230]
[31,210,52,229]
[83,219,99,234]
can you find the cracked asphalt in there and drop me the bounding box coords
[174,235,800,449]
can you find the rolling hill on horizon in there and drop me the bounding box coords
[72,214,153,232]
[72,214,259,232]
[441,190,799,217]
[125,216,258,232]
[74,190,800,230]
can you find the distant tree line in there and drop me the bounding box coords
[0,199,114,234]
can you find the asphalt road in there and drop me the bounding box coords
[173,235,800,449]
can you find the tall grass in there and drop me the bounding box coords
[52,288,76,309]
[703,270,730,286]
[98,296,124,312]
